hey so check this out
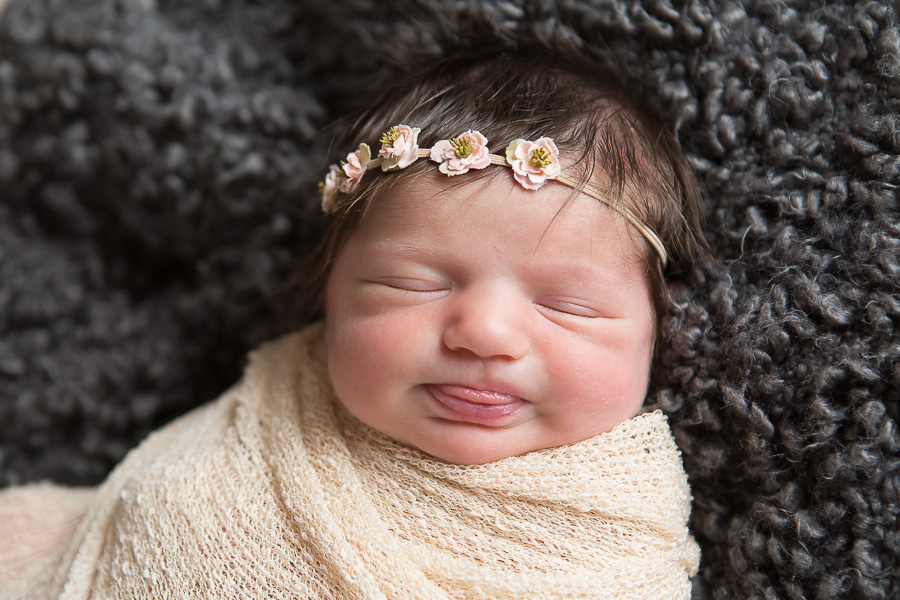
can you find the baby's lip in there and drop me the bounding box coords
[425,383,527,424]
[434,383,525,405]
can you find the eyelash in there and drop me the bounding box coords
[378,279,449,294]
[535,301,601,319]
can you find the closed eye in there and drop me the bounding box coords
[371,278,450,294]
[535,299,603,319]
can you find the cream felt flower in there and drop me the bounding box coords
[320,164,341,213]
[505,137,562,190]
[340,143,371,193]
[429,130,492,176]
[378,125,421,170]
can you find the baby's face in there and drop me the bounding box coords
[324,172,655,464]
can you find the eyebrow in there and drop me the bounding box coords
[358,239,456,268]
[367,239,439,256]
[530,260,626,289]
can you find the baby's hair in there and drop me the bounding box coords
[304,48,708,336]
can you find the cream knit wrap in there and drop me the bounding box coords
[4,323,699,599]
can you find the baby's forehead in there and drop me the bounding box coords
[358,170,647,265]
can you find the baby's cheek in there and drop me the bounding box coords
[550,340,624,392]
[547,341,649,432]
[327,313,415,393]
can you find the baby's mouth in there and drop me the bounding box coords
[425,384,527,424]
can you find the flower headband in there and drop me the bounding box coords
[320,124,668,267]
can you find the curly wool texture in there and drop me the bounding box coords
[0,1,897,599]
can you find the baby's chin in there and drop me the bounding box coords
[399,423,596,465]
[411,443,517,466]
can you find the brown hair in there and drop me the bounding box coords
[304,49,708,337]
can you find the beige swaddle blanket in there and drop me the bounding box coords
[3,323,699,599]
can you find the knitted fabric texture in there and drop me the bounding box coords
[2,323,699,600]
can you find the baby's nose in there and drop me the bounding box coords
[442,287,529,360]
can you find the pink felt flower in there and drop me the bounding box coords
[320,164,341,213]
[429,130,492,176]
[505,137,562,190]
[378,124,421,170]
[340,143,371,193]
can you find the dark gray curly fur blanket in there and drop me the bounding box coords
[1,1,897,598]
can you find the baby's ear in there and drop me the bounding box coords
[666,282,677,294]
